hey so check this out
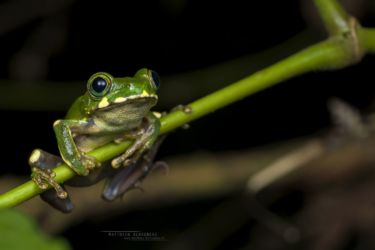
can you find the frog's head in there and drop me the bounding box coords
[81,68,160,116]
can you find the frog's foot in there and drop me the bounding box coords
[111,129,151,168]
[31,167,68,199]
[111,148,142,169]
[113,129,144,144]
[29,149,67,199]
[66,153,101,176]
[80,154,101,172]
[29,149,75,212]
[112,112,161,169]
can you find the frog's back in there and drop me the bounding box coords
[65,96,85,119]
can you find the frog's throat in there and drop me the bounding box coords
[97,91,158,109]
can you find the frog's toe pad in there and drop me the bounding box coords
[111,158,121,169]
[111,155,136,169]
[123,158,136,167]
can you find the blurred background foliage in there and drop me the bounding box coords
[1,0,375,249]
[0,209,70,250]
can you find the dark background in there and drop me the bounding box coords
[1,0,375,249]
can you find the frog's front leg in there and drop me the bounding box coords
[53,119,101,176]
[111,113,160,168]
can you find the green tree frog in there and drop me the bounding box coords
[28,68,162,212]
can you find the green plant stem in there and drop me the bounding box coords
[1,0,375,208]
[314,0,350,35]
[160,39,349,134]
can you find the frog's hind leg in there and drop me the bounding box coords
[103,135,167,201]
[102,160,169,201]
[29,149,74,213]
[102,160,166,201]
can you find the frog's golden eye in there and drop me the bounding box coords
[149,70,160,89]
[88,76,111,98]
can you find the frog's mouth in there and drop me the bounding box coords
[97,90,158,111]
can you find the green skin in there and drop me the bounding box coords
[29,68,160,197]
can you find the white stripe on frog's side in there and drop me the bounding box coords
[114,97,126,103]
[98,93,158,109]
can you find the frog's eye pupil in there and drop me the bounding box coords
[150,70,160,89]
[92,77,107,94]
